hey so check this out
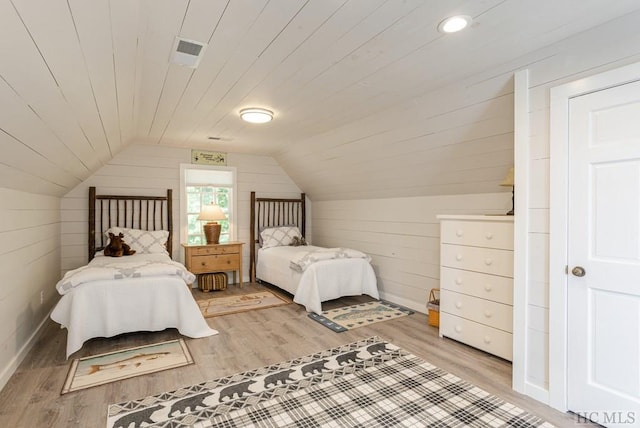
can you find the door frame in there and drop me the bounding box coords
[548,61,640,411]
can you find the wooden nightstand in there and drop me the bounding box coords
[182,242,244,287]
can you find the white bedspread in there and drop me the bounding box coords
[257,246,378,314]
[51,254,217,357]
[56,255,195,295]
[289,247,371,272]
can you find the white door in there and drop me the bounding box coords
[568,80,640,427]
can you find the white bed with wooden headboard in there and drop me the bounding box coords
[51,187,217,358]
[250,192,378,314]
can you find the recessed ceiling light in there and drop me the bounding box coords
[240,108,273,124]
[438,15,472,33]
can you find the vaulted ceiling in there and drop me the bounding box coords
[2,0,639,198]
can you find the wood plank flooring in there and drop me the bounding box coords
[0,282,580,427]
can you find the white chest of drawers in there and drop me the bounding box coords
[437,215,514,361]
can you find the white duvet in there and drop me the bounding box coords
[51,253,217,357]
[257,245,379,314]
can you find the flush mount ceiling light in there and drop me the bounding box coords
[438,15,473,33]
[240,108,273,124]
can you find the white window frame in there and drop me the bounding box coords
[179,164,237,256]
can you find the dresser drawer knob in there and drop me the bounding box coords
[456,254,463,261]
[456,229,464,237]
[484,258,493,266]
[201,262,206,266]
[485,233,493,240]
[455,302,462,309]
[455,278,462,285]
[484,311,493,318]
[455,326,462,333]
[483,336,491,344]
[484,284,492,292]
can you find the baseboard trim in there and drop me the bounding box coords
[0,308,54,392]
[378,291,427,315]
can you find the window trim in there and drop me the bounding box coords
[179,164,237,254]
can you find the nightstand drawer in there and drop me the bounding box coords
[190,254,239,273]
[191,245,240,256]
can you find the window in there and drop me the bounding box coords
[180,165,236,245]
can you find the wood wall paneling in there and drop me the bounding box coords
[0,188,60,391]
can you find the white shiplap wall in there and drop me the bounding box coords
[311,10,640,407]
[312,193,511,313]
[60,144,306,279]
[520,10,640,401]
[0,188,60,390]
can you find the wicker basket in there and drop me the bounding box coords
[427,288,440,327]
[199,272,228,292]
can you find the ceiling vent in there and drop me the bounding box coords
[170,37,207,68]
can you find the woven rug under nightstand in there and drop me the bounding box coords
[197,291,290,317]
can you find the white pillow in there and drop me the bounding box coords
[260,226,302,249]
[105,227,169,254]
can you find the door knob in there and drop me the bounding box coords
[571,266,586,277]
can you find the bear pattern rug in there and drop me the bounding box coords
[107,337,553,428]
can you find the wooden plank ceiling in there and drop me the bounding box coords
[1,0,639,198]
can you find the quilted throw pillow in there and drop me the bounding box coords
[105,227,169,254]
[260,226,302,249]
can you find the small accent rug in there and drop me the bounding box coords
[308,300,414,332]
[106,337,553,427]
[62,339,193,395]
[197,291,290,318]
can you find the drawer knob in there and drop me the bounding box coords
[485,233,493,239]
[484,284,492,292]
[455,302,462,309]
[456,254,463,261]
[484,258,493,266]
[201,262,206,266]
[455,278,462,285]
[483,336,491,344]
[455,326,462,333]
[484,311,493,318]
[456,229,464,237]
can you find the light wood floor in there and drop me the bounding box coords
[0,282,580,427]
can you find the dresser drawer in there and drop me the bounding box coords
[440,267,513,305]
[191,245,240,256]
[440,313,513,361]
[441,244,513,277]
[441,220,513,250]
[440,290,513,332]
[190,254,239,273]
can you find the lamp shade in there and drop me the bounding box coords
[500,167,515,187]
[197,204,226,222]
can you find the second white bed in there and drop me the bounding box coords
[256,245,379,314]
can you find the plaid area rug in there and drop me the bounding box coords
[107,337,554,427]
[308,300,414,332]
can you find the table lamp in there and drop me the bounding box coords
[198,204,226,244]
[500,167,515,215]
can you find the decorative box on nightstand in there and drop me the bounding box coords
[182,242,244,289]
[436,215,514,361]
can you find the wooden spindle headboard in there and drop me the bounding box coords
[88,186,173,261]
[249,191,306,282]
